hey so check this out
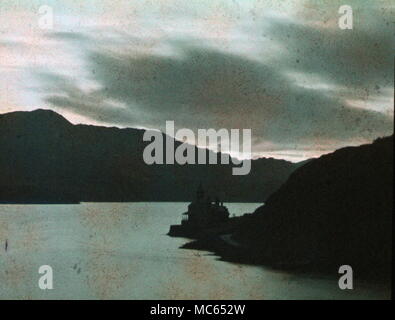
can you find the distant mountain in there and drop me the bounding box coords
[0,109,300,203]
[233,135,393,278]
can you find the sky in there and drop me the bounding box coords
[0,0,393,161]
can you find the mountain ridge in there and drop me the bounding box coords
[0,109,301,203]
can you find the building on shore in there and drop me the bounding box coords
[181,183,229,228]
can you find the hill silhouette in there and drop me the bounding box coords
[0,109,300,203]
[232,135,393,279]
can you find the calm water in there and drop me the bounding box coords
[0,203,390,299]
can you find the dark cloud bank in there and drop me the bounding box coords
[36,8,393,159]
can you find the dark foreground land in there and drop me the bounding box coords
[170,136,393,283]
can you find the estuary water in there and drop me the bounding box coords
[0,202,390,299]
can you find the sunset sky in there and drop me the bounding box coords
[0,0,393,161]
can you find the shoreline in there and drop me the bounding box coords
[168,220,392,285]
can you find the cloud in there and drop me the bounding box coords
[28,0,393,160]
[264,9,393,93]
[39,43,392,150]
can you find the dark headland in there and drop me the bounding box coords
[169,135,393,282]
